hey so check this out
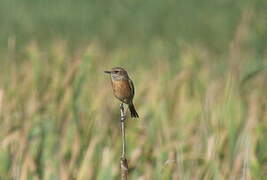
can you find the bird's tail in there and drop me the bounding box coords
[129,103,139,118]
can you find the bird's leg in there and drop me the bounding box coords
[120,103,126,122]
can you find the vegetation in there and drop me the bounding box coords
[0,0,266,179]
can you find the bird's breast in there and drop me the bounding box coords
[111,80,133,103]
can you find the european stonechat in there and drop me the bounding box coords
[104,67,139,118]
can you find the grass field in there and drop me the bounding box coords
[0,0,267,180]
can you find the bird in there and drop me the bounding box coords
[104,67,139,118]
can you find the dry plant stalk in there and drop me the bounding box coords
[120,103,129,180]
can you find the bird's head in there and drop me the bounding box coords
[104,67,129,80]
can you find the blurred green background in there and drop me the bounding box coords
[0,0,267,179]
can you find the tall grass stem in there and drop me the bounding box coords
[120,103,128,180]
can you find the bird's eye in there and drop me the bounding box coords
[114,71,119,73]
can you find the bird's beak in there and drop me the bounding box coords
[104,70,111,74]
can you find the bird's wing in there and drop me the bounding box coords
[128,78,135,97]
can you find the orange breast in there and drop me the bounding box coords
[112,80,133,103]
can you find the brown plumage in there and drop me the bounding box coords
[104,67,139,118]
[112,80,133,103]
